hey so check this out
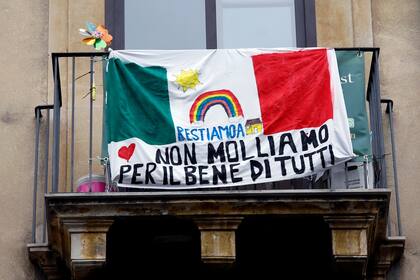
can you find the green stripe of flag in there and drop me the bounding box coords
[105,58,176,145]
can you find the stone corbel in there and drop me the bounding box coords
[194,217,243,267]
[324,215,375,279]
[368,236,405,280]
[27,243,66,280]
[61,219,113,280]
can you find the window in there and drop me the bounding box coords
[106,0,316,49]
[125,0,206,49]
[216,0,296,48]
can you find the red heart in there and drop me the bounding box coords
[118,143,135,162]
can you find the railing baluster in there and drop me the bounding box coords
[71,57,76,192]
[52,56,61,193]
[89,56,94,192]
[363,159,368,189]
[382,100,403,236]
[388,104,402,236]
[32,109,41,243]
[43,109,50,195]
[344,162,349,189]
[42,109,50,243]
[368,51,387,189]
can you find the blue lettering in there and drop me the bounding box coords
[179,124,246,142]
[177,126,185,141]
[228,125,236,138]
[191,129,199,141]
[185,128,192,141]
[199,128,206,141]
[218,126,229,139]
[237,123,245,138]
[206,128,211,141]
[211,127,221,140]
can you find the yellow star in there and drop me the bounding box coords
[174,69,201,92]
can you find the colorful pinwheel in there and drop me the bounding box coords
[79,22,113,50]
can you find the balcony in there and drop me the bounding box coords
[28,49,404,279]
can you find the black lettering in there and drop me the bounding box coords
[162,166,168,185]
[118,165,131,184]
[226,141,239,162]
[184,143,197,165]
[301,130,319,151]
[208,143,226,164]
[212,165,227,184]
[184,166,197,185]
[250,160,264,181]
[263,159,272,178]
[304,151,317,171]
[319,124,329,144]
[268,136,276,156]
[155,148,169,164]
[131,163,144,184]
[256,137,268,157]
[240,140,254,160]
[316,146,328,168]
[170,146,182,165]
[169,166,180,185]
[145,163,157,184]
[198,166,209,184]
[279,133,297,155]
[274,156,291,176]
[291,155,305,174]
[230,163,242,183]
[329,144,335,165]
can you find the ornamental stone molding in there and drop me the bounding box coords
[28,189,404,279]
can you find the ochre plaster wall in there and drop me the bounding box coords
[371,0,420,279]
[0,0,49,279]
[316,0,373,47]
[0,0,104,278]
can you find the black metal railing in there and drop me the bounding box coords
[32,105,53,243]
[51,52,108,193]
[382,99,403,236]
[30,48,402,243]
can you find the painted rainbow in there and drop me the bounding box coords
[189,89,244,123]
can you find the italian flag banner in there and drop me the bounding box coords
[105,48,353,189]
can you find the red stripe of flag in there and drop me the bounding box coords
[252,49,333,134]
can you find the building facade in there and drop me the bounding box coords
[0,0,419,279]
